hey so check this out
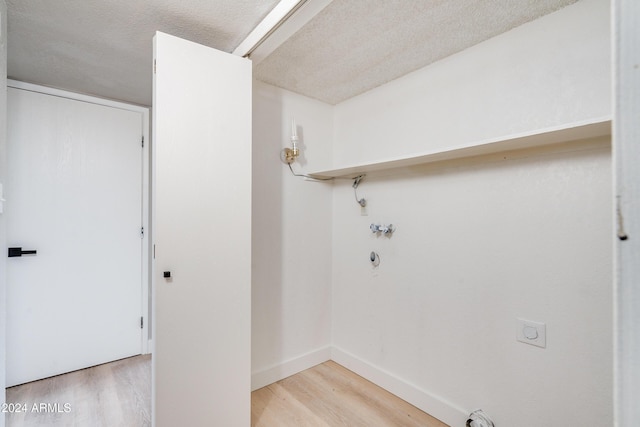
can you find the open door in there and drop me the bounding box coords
[152,32,252,426]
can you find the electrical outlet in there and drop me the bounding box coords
[516,318,546,348]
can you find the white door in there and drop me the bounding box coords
[153,32,252,427]
[6,86,145,387]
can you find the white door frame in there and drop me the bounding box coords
[613,0,640,425]
[7,79,151,355]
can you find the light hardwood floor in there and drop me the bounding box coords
[252,361,450,427]
[6,357,448,427]
[5,355,151,427]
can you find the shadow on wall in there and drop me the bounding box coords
[251,82,285,388]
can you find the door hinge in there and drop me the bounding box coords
[140,226,144,238]
[154,59,156,74]
[141,136,144,148]
[141,316,144,329]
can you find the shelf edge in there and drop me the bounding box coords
[308,116,612,179]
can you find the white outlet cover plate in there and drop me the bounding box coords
[516,318,546,348]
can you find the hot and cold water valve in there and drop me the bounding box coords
[369,223,393,267]
[370,223,395,235]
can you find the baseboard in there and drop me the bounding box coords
[251,345,470,426]
[331,346,469,427]
[251,346,332,391]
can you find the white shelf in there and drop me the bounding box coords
[308,117,612,179]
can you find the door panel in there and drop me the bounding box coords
[6,87,144,386]
[153,32,252,427]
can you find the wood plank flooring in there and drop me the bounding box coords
[5,355,151,427]
[6,356,448,427]
[252,361,450,427]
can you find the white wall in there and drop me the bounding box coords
[331,0,611,169]
[331,140,612,426]
[0,2,7,425]
[251,81,334,388]
[328,0,612,426]
[251,0,612,425]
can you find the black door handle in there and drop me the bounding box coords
[8,247,37,257]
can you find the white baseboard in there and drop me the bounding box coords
[251,346,332,391]
[252,345,470,426]
[145,339,153,355]
[331,346,469,427]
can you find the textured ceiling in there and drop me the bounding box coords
[254,0,578,105]
[7,0,280,106]
[7,0,579,107]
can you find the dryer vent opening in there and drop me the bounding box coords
[466,409,495,427]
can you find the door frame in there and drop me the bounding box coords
[7,79,151,355]
[613,0,640,424]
